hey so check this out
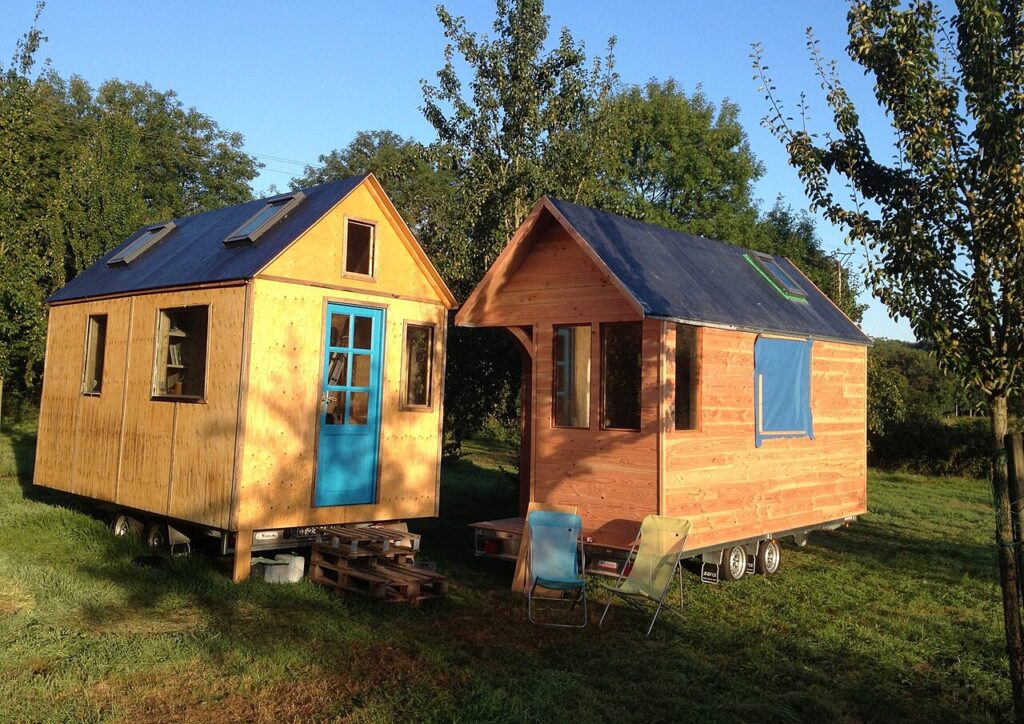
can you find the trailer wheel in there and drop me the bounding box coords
[111,513,142,538]
[756,539,781,575]
[145,522,168,551]
[720,545,747,582]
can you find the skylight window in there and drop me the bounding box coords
[107,222,176,266]
[744,252,807,301]
[224,191,305,245]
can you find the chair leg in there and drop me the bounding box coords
[678,563,684,609]
[599,594,614,629]
[646,596,667,637]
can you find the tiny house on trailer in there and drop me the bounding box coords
[34,174,456,581]
[458,197,870,581]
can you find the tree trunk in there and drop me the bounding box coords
[991,394,1024,721]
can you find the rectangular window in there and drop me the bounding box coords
[82,314,108,394]
[745,251,807,300]
[674,324,699,430]
[754,336,814,447]
[553,325,591,428]
[403,323,434,408]
[153,306,209,400]
[344,219,375,276]
[223,191,305,245]
[601,322,642,430]
[107,222,176,266]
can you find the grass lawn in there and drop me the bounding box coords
[0,421,1013,722]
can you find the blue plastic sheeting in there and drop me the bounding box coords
[547,197,871,346]
[754,336,814,447]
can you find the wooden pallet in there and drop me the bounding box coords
[309,525,446,606]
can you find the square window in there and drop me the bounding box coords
[754,336,814,446]
[674,324,699,430]
[601,322,642,431]
[745,252,807,300]
[344,220,375,276]
[403,324,434,408]
[82,314,108,394]
[553,325,591,428]
[153,306,209,400]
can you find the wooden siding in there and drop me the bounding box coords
[662,326,867,551]
[236,277,446,530]
[34,287,247,530]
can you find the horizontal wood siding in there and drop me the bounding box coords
[662,326,867,551]
[237,277,446,530]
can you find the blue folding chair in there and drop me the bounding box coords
[525,510,587,628]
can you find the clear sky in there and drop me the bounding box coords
[1,0,918,340]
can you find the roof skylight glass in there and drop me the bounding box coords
[744,252,807,301]
[107,222,176,266]
[224,191,305,245]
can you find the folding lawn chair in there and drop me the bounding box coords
[599,515,692,636]
[525,510,587,628]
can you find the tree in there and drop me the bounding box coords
[755,2,1024,716]
[292,130,452,238]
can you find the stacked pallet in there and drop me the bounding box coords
[310,525,447,606]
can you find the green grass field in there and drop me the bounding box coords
[0,421,1013,722]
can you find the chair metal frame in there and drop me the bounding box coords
[525,513,588,629]
[598,521,690,636]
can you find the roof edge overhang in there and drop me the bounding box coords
[647,314,873,347]
[46,279,250,306]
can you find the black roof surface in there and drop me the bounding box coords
[49,175,367,303]
[547,197,871,345]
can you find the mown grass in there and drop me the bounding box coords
[0,423,1013,722]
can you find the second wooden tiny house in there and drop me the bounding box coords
[458,197,870,580]
[34,174,456,580]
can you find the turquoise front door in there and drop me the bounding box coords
[315,303,385,506]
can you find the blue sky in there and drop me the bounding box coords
[1,0,916,339]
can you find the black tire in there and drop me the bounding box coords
[756,539,781,575]
[719,545,747,582]
[145,522,168,551]
[111,513,142,538]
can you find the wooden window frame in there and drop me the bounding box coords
[599,321,643,432]
[150,304,211,404]
[551,323,592,430]
[400,320,436,411]
[670,323,702,433]
[341,216,377,281]
[80,313,108,396]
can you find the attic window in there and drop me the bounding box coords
[107,222,176,266]
[224,191,305,245]
[745,252,807,301]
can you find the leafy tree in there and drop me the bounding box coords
[755,1,1024,714]
[293,130,452,238]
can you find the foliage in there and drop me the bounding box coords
[755,1,1024,711]
[0,5,259,412]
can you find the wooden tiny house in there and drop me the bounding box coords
[458,197,869,579]
[34,174,456,580]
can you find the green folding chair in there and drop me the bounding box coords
[525,510,587,628]
[599,516,692,636]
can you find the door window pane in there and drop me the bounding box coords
[330,314,350,348]
[553,325,591,428]
[351,353,371,387]
[326,353,348,387]
[82,314,107,394]
[324,391,345,425]
[403,324,434,407]
[601,322,642,430]
[674,324,699,430]
[348,392,369,425]
[353,316,373,349]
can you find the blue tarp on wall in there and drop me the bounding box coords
[754,336,814,447]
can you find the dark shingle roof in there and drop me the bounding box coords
[547,197,871,345]
[49,175,367,303]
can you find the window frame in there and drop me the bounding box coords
[599,321,643,432]
[341,216,377,281]
[400,320,436,411]
[744,251,808,301]
[81,313,108,396]
[753,335,815,446]
[150,305,211,403]
[671,323,702,433]
[223,191,305,245]
[551,323,592,430]
[107,222,176,266]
